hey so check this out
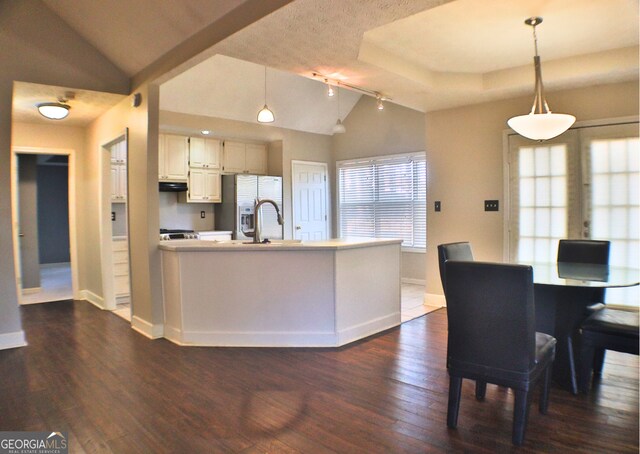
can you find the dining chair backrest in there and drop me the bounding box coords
[557,240,610,265]
[445,261,537,373]
[437,242,474,295]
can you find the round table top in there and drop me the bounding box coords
[518,261,640,288]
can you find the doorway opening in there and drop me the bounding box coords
[12,148,78,305]
[100,133,132,322]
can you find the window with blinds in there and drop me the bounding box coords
[337,153,426,250]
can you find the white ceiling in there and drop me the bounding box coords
[160,55,362,136]
[14,0,639,132]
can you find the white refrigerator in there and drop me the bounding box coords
[215,174,283,240]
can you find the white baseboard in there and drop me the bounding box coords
[21,287,41,295]
[79,289,106,309]
[0,330,27,350]
[425,292,446,307]
[163,313,401,348]
[337,313,401,346]
[132,316,164,339]
[401,278,426,286]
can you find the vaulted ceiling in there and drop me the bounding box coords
[14,0,639,133]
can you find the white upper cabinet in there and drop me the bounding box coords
[110,140,126,164]
[245,143,267,175]
[159,134,188,181]
[189,137,221,169]
[179,168,221,203]
[222,141,267,175]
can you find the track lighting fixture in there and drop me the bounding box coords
[332,86,346,134]
[312,72,390,111]
[326,79,335,97]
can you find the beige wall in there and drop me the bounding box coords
[333,95,427,281]
[0,0,128,343]
[159,110,333,238]
[425,80,640,295]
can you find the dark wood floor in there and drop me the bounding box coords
[1,300,637,453]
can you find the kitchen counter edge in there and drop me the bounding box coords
[158,238,402,252]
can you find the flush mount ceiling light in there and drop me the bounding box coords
[37,100,70,120]
[332,86,346,134]
[201,130,211,135]
[507,17,575,141]
[257,66,275,124]
[37,92,74,120]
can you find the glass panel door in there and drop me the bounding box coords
[581,123,639,305]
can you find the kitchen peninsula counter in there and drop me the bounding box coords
[160,238,402,347]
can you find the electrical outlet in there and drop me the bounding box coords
[484,200,499,211]
[200,211,206,219]
[111,212,116,221]
[435,201,441,212]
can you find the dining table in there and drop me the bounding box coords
[518,261,639,394]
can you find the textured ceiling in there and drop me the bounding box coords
[175,0,638,113]
[42,0,247,76]
[12,82,126,127]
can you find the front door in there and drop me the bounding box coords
[292,161,329,240]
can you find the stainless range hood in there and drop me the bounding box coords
[159,182,187,192]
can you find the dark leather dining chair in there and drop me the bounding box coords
[578,307,639,393]
[437,242,474,295]
[557,239,610,379]
[445,261,556,446]
[437,242,487,399]
[557,239,610,266]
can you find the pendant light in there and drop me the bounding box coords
[333,86,346,134]
[257,66,275,123]
[507,17,575,141]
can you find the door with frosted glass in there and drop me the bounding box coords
[581,123,639,304]
[508,122,639,305]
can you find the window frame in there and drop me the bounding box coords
[336,151,427,253]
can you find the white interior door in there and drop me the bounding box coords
[292,161,329,241]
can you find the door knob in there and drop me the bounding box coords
[295,226,301,230]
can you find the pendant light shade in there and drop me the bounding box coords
[257,66,275,123]
[507,112,576,141]
[37,102,70,120]
[507,17,575,141]
[333,119,346,134]
[257,105,275,123]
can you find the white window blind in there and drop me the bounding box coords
[337,153,426,249]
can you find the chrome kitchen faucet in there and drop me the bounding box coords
[242,198,284,243]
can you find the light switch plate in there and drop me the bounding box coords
[484,200,499,211]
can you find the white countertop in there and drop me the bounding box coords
[158,237,402,252]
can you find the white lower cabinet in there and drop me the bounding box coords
[179,168,221,203]
[112,238,130,302]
